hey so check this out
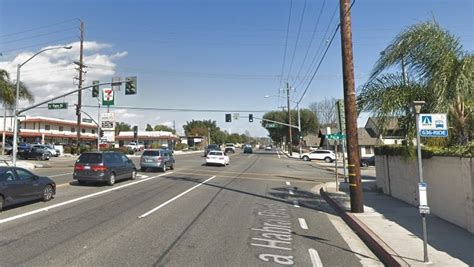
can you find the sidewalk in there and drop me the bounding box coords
[277,149,473,265]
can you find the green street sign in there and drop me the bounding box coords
[326,133,346,140]
[48,102,68,109]
[265,123,277,128]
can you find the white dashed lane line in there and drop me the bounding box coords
[298,218,308,230]
[308,248,323,267]
[286,181,290,186]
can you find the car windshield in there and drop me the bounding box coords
[77,153,102,164]
[143,150,160,156]
[208,151,222,156]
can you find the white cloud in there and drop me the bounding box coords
[159,121,173,128]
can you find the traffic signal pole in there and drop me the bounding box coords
[339,0,363,212]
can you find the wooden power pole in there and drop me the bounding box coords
[339,0,363,212]
[75,21,85,153]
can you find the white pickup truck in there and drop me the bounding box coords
[126,142,144,152]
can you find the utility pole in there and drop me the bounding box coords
[75,21,85,154]
[286,82,292,156]
[339,0,363,212]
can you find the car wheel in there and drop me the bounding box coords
[361,161,369,167]
[162,164,167,172]
[324,157,332,163]
[130,169,137,180]
[41,185,53,201]
[170,164,174,170]
[303,156,310,161]
[107,173,116,186]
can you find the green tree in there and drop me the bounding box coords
[225,133,242,144]
[154,124,175,133]
[0,69,34,110]
[183,120,226,145]
[358,21,473,144]
[115,122,131,135]
[261,109,318,145]
[145,124,153,131]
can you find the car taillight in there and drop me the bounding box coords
[74,164,84,171]
[92,165,107,171]
[156,156,162,161]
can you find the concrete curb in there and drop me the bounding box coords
[320,188,409,267]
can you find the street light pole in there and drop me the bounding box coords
[412,100,429,263]
[286,83,293,156]
[12,46,72,166]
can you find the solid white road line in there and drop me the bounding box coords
[138,175,217,219]
[293,200,300,208]
[49,172,73,178]
[286,181,290,186]
[289,190,294,195]
[0,172,172,225]
[308,248,323,267]
[298,218,309,230]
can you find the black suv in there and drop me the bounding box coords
[73,152,137,186]
[204,144,220,156]
[17,147,51,161]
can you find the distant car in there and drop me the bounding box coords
[73,152,137,186]
[205,151,229,166]
[224,143,236,153]
[243,146,253,153]
[32,144,57,157]
[308,145,319,151]
[17,147,51,161]
[301,150,335,163]
[3,143,13,155]
[204,144,221,156]
[0,166,56,211]
[265,145,272,151]
[360,156,375,167]
[18,142,30,152]
[140,149,175,172]
[45,144,60,156]
[125,142,144,152]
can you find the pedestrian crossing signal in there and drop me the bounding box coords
[249,114,253,122]
[225,114,231,122]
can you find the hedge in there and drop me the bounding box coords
[375,141,473,158]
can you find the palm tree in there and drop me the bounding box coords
[0,69,34,107]
[358,21,473,144]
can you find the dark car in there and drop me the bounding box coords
[17,147,51,160]
[73,152,137,186]
[204,144,221,156]
[140,149,175,172]
[360,156,375,167]
[0,167,56,211]
[3,143,13,155]
[243,146,253,154]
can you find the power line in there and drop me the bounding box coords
[0,36,77,54]
[293,0,326,85]
[82,105,271,113]
[286,0,307,83]
[297,0,356,104]
[278,0,294,89]
[1,27,77,45]
[0,18,78,38]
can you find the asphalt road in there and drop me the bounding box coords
[0,150,381,266]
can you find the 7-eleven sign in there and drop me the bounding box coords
[102,88,114,106]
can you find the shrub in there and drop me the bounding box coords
[375,141,473,159]
[175,143,188,151]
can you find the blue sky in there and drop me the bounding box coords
[0,0,472,136]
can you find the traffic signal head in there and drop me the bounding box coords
[100,130,104,137]
[225,113,231,122]
[133,126,138,139]
[125,76,137,95]
[249,114,253,123]
[92,80,100,97]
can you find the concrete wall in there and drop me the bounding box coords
[376,155,474,233]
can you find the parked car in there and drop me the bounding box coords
[204,144,221,156]
[205,151,229,166]
[360,156,375,167]
[18,142,30,152]
[243,146,253,153]
[301,150,336,163]
[32,144,58,157]
[0,167,55,211]
[17,147,51,160]
[73,151,137,186]
[126,142,144,152]
[3,143,13,155]
[140,149,175,172]
[224,143,236,153]
[45,144,60,156]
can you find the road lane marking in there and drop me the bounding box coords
[138,175,217,219]
[298,218,308,230]
[308,248,323,267]
[49,172,73,178]
[276,150,281,159]
[286,181,290,186]
[292,201,300,208]
[0,172,173,225]
[248,154,255,158]
[289,190,294,195]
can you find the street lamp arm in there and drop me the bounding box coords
[18,46,72,68]
[264,94,298,104]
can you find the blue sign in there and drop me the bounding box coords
[421,115,432,125]
[420,129,448,137]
